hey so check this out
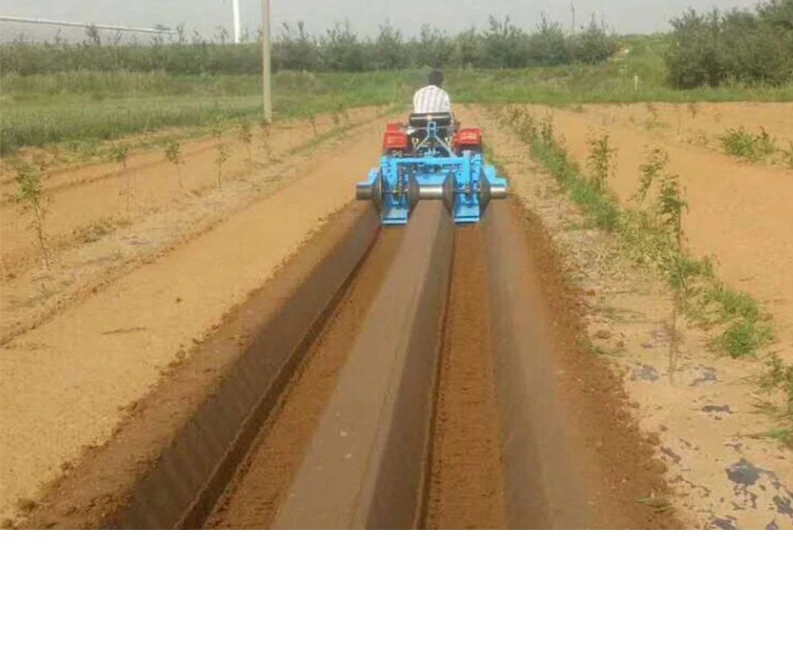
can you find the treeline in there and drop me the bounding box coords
[666,0,793,88]
[0,16,618,76]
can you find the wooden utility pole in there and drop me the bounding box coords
[262,0,272,123]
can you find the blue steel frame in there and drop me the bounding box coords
[358,118,507,225]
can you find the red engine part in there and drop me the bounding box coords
[453,128,483,151]
[382,125,409,152]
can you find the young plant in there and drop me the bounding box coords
[645,102,659,128]
[164,138,184,191]
[586,132,617,193]
[633,147,669,205]
[212,123,229,193]
[13,161,51,271]
[657,174,687,250]
[238,119,253,171]
[259,119,273,160]
[110,142,131,211]
[540,114,554,145]
[656,174,688,380]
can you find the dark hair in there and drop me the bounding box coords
[428,69,444,87]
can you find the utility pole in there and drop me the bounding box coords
[262,0,272,122]
[232,0,241,44]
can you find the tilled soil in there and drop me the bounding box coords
[0,118,388,524]
[207,229,403,529]
[424,224,507,530]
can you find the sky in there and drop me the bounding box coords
[0,0,764,40]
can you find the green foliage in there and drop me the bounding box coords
[633,147,669,204]
[586,132,617,192]
[666,0,793,89]
[714,317,774,357]
[0,15,618,76]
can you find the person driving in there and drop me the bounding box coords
[413,69,453,115]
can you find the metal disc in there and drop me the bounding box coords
[479,171,492,214]
[407,173,421,213]
[441,174,455,215]
[371,171,383,211]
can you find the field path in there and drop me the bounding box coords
[537,105,793,352]
[0,119,384,522]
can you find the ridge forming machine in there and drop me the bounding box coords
[356,112,508,225]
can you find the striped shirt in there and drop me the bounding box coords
[413,85,452,114]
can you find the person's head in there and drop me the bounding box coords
[428,69,444,88]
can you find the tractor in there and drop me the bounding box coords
[356,112,507,225]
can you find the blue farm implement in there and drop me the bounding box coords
[356,113,507,225]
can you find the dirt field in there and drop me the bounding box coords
[526,102,793,354]
[2,101,791,530]
[470,105,793,529]
[0,108,387,522]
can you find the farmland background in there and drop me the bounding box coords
[1,0,792,154]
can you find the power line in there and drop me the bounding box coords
[0,15,174,35]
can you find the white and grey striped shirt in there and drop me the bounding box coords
[413,85,452,114]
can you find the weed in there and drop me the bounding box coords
[309,113,318,137]
[714,317,773,358]
[763,428,793,449]
[72,216,127,244]
[163,138,184,190]
[760,354,793,417]
[687,102,699,118]
[12,161,51,271]
[720,127,775,161]
[705,284,761,323]
[784,142,793,169]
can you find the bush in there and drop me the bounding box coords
[666,0,793,88]
[0,15,619,76]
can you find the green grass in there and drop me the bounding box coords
[2,54,793,155]
[0,70,400,154]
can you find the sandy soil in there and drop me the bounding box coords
[475,105,793,530]
[0,112,388,523]
[0,108,382,344]
[0,108,380,278]
[570,102,793,166]
[526,103,793,353]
